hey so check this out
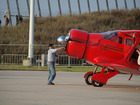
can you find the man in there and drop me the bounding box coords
[16,15,19,25]
[4,15,9,26]
[136,45,140,71]
[19,15,23,23]
[0,19,1,26]
[47,44,65,85]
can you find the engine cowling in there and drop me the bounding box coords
[65,29,88,59]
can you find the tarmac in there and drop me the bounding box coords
[0,70,140,105]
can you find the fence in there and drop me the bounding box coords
[0,44,65,55]
[1,54,27,65]
[0,44,88,66]
[1,0,139,26]
[0,54,87,66]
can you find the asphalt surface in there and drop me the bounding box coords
[0,70,140,105]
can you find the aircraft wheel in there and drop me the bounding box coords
[92,80,104,87]
[85,73,93,85]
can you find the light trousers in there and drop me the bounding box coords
[47,62,56,83]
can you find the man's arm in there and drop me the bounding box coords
[57,47,65,51]
[136,50,140,65]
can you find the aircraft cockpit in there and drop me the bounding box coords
[101,31,118,40]
[101,31,123,44]
[101,31,134,46]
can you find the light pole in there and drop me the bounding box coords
[28,0,35,66]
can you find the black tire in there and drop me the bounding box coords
[85,73,93,85]
[92,80,104,87]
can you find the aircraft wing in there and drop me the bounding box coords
[97,62,140,75]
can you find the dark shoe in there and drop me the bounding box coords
[48,83,55,85]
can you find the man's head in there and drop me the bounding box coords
[49,44,55,49]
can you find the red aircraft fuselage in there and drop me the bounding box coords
[58,29,140,86]
[66,29,140,74]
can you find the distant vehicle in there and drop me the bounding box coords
[57,29,140,87]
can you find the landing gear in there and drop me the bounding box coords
[84,66,119,87]
[85,73,93,85]
[85,72,104,87]
[92,80,104,87]
[84,66,104,87]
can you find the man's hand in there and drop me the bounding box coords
[55,53,58,57]
[136,50,140,55]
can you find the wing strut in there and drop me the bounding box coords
[128,74,133,80]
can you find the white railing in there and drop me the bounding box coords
[0,54,88,66]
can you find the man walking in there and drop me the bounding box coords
[47,44,65,85]
[136,45,140,71]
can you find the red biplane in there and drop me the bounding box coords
[57,29,140,87]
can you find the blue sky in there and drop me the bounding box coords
[0,0,140,26]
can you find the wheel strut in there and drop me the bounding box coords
[91,67,119,86]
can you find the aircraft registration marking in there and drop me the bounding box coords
[102,45,129,53]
